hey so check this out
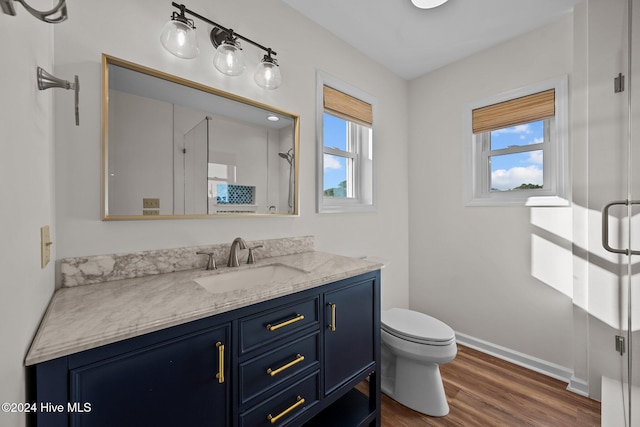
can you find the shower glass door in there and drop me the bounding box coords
[628,1,640,422]
[602,1,640,424]
[180,117,209,215]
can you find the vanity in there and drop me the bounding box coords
[26,237,382,427]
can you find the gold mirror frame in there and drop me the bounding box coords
[101,54,299,220]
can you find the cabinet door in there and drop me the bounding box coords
[69,325,230,427]
[324,278,375,394]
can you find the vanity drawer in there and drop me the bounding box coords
[239,371,319,427]
[240,296,319,353]
[240,331,319,405]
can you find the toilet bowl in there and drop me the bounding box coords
[381,308,457,417]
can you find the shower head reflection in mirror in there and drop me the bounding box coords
[279,148,294,165]
[279,149,295,212]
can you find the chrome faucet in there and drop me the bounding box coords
[227,237,247,267]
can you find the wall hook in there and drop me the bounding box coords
[37,67,79,126]
[1,0,67,23]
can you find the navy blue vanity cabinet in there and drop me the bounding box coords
[301,274,381,427]
[29,269,381,427]
[68,324,230,427]
[238,295,322,426]
[324,278,375,394]
[237,273,381,427]
[31,321,231,427]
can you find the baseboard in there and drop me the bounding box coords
[567,376,590,397]
[455,331,586,396]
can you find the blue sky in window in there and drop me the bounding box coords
[490,121,544,191]
[323,113,348,190]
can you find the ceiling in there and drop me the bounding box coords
[281,0,583,80]
[109,62,294,129]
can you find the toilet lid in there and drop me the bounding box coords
[381,308,455,344]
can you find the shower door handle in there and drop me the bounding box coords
[602,199,640,256]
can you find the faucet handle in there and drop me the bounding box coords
[196,251,217,270]
[246,245,264,264]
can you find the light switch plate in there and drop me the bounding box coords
[41,225,52,268]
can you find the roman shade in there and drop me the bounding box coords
[323,85,373,127]
[472,89,555,134]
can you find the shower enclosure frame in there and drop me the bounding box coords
[600,0,639,424]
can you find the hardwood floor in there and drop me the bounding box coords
[375,344,601,426]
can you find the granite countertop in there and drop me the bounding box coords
[25,251,382,366]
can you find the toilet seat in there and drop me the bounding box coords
[382,308,455,346]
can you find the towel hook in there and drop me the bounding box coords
[37,67,80,126]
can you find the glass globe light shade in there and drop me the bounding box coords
[160,18,199,59]
[254,58,281,90]
[213,40,245,76]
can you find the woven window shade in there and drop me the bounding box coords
[472,89,555,134]
[323,85,372,127]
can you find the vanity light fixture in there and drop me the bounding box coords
[411,0,449,9]
[159,4,199,59]
[161,2,281,90]
[0,0,67,23]
[254,49,282,90]
[211,29,245,76]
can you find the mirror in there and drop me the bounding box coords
[101,54,299,219]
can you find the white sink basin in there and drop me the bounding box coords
[194,264,308,294]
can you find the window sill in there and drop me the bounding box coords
[319,200,376,213]
[465,195,570,207]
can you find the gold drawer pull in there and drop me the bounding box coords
[266,314,305,332]
[216,342,224,384]
[267,354,305,377]
[267,396,305,424]
[328,303,336,331]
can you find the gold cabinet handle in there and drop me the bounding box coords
[266,314,305,332]
[328,303,336,331]
[216,342,224,384]
[267,396,305,424]
[267,354,305,377]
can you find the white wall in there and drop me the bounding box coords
[408,0,640,401]
[108,90,174,215]
[0,5,56,427]
[13,1,628,424]
[53,0,410,309]
[408,16,575,368]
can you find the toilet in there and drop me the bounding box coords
[381,308,457,417]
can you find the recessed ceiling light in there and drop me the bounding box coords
[411,0,449,9]
[267,114,280,122]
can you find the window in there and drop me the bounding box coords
[317,72,375,212]
[464,76,569,206]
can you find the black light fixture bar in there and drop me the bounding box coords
[170,2,277,57]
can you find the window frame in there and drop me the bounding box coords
[464,76,570,207]
[316,71,376,213]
